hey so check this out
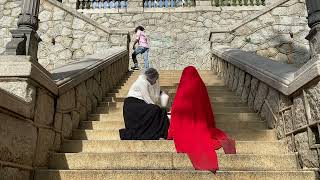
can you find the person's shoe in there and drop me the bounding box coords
[131,66,140,70]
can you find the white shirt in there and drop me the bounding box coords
[127,75,160,104]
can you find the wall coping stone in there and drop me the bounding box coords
[212,46,320,96]
[46,0,128,36]
[51,46,127,95]
[0,56,58,95]
[210,0,292,34]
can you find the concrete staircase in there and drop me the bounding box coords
[35,71,317,180]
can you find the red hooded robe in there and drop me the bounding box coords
[168,66,236,171]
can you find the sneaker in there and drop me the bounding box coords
[131,66,140,70]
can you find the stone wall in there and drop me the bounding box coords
[0,47,129,179]
[211,0,310,67]
[212,48,320,169]
[81,7,261,69]
[1,0,308,69]
[76,0,309,69]
[0,0,129,70]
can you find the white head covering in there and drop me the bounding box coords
[127,68,160,104]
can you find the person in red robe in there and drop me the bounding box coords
[167,66,236,172]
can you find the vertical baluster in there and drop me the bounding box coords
[159,0,163,7]
[148,0,152,8]
[92,0,96,8]
[232,0,236,6]
[109,0,113,8]
[76,0,81,9]
[104,0,109,8]
[144,0,147,7]
[114,0,119,8]
[243,0,248,6]
[261,0,265,6]
[120,0,123,8]
[249,0,253,6]
[238,0,242,6]
[93,0,96,9]
[78,0,81,9]
[88,0,93,9]
[84,0,89,9]
[164,0,168,8]
[153,0,157,7]
[256,0,260,6]
[100,0,105,8]
[213,0,219,7]
[224,0,227,6]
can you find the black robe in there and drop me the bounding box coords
[119,97,170,140]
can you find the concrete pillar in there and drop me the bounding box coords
[4,0,42,61]
[305,0,320,58]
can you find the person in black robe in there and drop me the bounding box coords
[119,68,170,140]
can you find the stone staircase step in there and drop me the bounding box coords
[112,102,250,109]
[105,107,254,114]
[60,140,288,154]
[34,170,318,180]
[71,129,277,141]
[48,153,299,171]
[88,113,261,122]
[79,120,267,131]
[102,96,245,103]
[110,92,239,99]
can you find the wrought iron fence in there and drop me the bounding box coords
[77,0,128,9]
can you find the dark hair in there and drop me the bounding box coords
[144,68,159,85]
[134,26,145,33]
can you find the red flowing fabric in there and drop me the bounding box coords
[167,66,236,171]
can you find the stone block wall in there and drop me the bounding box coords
[1,0,308,70]
[211,0,310,67]
[54,54,128,140]
[82,7,260,69]
[0,49,129,179]
[212,53,320,169]
[0,0,129,70]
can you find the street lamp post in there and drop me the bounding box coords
[4,0,41,61]
[306,0,320,57]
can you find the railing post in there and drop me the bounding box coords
[4,0,41,61]
[305,0,320,57]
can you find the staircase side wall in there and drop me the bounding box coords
[0,0,129,71]
[0,49,129,179]
[212,50,320,170]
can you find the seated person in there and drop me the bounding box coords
[119,68,169,140]
[168,66,236,172]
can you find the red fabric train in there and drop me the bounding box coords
[168,66,236,171]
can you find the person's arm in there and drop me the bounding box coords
[133,31,141,50]
[140,80,155,104]
[132,39,138,50]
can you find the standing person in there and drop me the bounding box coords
[131,26,150,70]
[168,66,236,172]
[119,68,170,140]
